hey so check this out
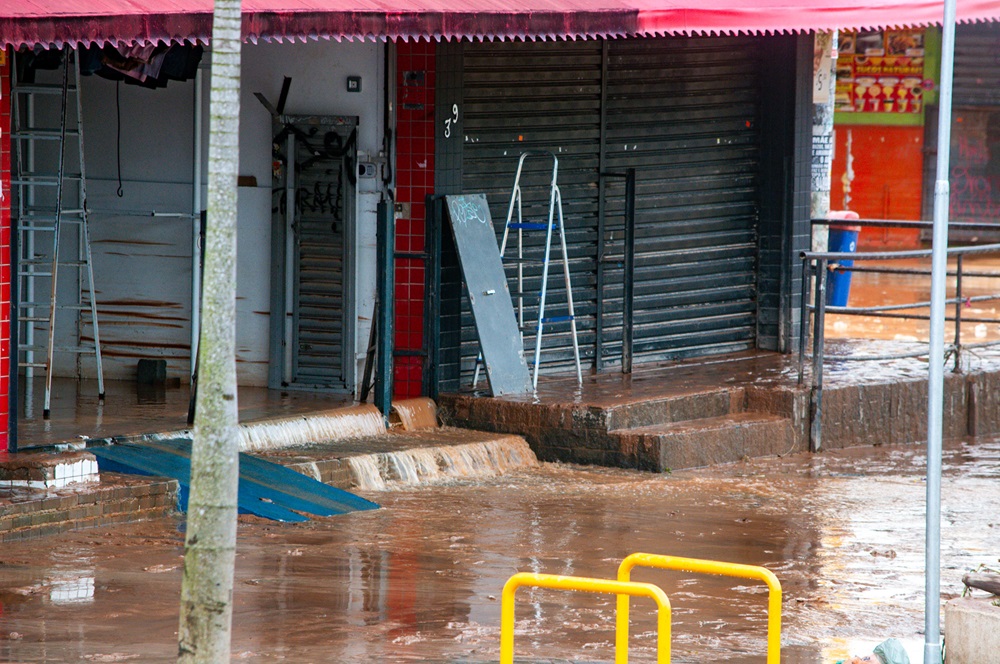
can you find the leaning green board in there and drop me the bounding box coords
[445,194,533,396]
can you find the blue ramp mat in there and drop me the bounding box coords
[91,441,378,522]
[145,438,378,515]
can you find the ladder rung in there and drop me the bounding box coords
[54,346,99,354]
[21,259,88,267]
[18,271,53,277]
[22,344,99,355]
[540,315,575,324]
[11,130,80,140]
[13,175,83,186]
[18,213,86,223]
[18,172,80,180]
[18,362,49,369]
[18,345,50,353]
[21,304,93,312]
[508,222,551,231]
[18,316,50,323]
[12,84,77,95]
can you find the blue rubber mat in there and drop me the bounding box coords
[91,439,379,522]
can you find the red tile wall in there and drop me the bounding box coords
[0,50,11,450]
[393,41,435,399]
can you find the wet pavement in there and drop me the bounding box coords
[1,436,997,663]
[15,376,355,450]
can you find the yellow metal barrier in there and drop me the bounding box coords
[500,571,672,664]
[615,553,782,664]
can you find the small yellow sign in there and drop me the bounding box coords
[0,49,7,67]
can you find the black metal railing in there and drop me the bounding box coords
[799,218,1000,452]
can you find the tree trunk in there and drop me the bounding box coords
[177,0,242,661]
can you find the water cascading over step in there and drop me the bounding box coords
[345,436,538,491]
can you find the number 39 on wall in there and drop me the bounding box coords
[444,104,459,139]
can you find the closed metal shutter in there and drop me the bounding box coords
[460,40,604,380]
[602,36,761,362]
[953,23,1000,108]
[454,36,762,382]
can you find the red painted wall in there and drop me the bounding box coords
[831,125,924,249]
[0,50,11,450]
[392,41,435,399]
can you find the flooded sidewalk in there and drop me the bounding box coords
[0,436,996,663]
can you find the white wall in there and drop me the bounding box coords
[239,40,384,390]
[64,40,382,387]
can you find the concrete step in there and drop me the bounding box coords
[441,386,744,436]
[600,388,741,430]
[614,411,795,472]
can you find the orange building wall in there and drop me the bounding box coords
[830,125,925,249]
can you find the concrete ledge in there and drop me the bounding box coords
[944,596,1000,664]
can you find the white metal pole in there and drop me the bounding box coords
[926,2,957,661]
[191,68,204,379]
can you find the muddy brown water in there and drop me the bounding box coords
[1,438,998,663]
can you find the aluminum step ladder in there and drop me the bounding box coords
[473,151,582,389]
[11,46,105,418]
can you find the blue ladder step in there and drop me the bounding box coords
[508,222,551,231]
[540,315,574,324]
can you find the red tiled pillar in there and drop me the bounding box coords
[392,41,435,399]
[0,49,11,450]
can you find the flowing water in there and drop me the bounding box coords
[0,437,996,662]
[346,437,538,490]
[391,398,440,431]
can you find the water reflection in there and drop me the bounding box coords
[0,438,995,662]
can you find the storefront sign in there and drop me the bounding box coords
[835,29,926,114]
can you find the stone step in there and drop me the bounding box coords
[615,412,795,472]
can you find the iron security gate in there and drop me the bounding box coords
[275,115,357,390]
[455,35,762,381]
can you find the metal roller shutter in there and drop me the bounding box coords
[953,23,1000,108]
[601,36,761,363]
[453,35,762,383]
[460,40,604,380]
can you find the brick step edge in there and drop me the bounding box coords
[0,478,178,542]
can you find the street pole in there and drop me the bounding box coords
[926,0,957,661]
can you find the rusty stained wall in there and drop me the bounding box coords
[34,40,385,387]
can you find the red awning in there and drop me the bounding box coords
[3,0,999,50]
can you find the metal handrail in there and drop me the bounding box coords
[500,572,671,664]
[812,216,1000,233]
[615,553,781,664]
[797,237,1000,452]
